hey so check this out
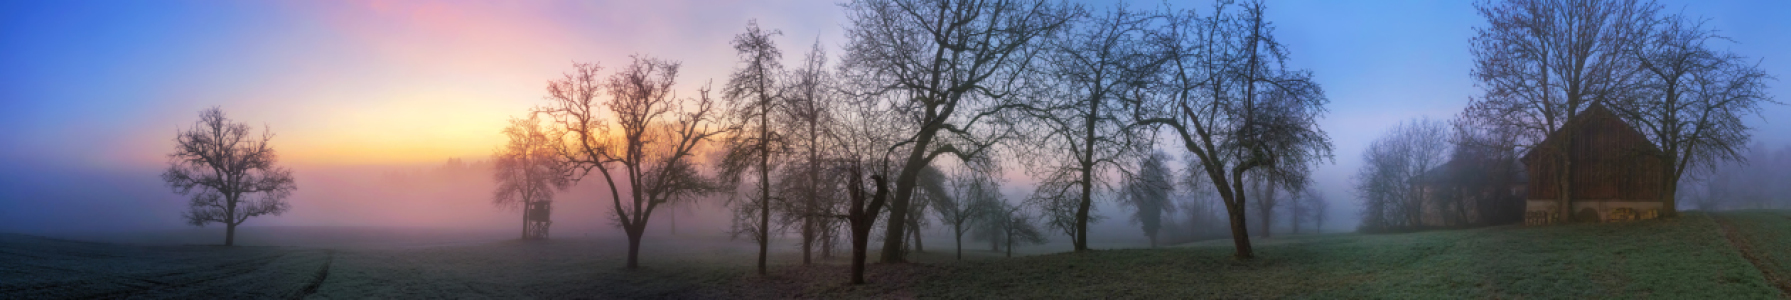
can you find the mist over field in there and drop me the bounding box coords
[5,0,1791,298]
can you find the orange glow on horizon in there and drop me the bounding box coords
[275,93,523,166]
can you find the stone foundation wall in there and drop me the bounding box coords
[1522,200,1663,225]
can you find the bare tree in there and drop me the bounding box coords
[1175,154,1225,241]
[840,0,1077,263]
[778,40,844,264]
[933,166,1001,260]
[827,83,905,284]
[1610,11,1778,217]
[1467,0,1656,223]
[1134,1,1332,259]
[1286,187,1306,234]
[161,107,298,247]
[1021,3,1162,252]
[1352,118,1449,231]
[492,115,572,240]
[841,165,890,284]
[1248,164,1311,238]
[996,200,1049,257]
[1286,187,1327,234]
[539,57,726,270]
[1448,111,1526,226]
[1119,150,1174,247]
[717,20,788,276]
[905,179,935,254]
[1309,190,1328,233]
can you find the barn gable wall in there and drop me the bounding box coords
[1520,103,1666,223]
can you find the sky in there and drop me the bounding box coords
[2,0,1789,237]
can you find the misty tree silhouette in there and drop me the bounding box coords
[161,107,297,246]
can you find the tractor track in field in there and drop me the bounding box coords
[287,250,333,300]
[1713,215,1791,298]
[2,248,342,299]
[84,252,292,299]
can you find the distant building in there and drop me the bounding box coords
[1520,103,1666,225]
[1413,157,1527,228]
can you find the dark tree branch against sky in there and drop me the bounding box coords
[538,57,728,270]
[1465,0,1656,223]
[717,20,787,276]
[839,0,1077,263]
[1134,1,1332,260]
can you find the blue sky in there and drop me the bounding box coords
[2,0,1788,233]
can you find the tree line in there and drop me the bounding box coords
[161,0,1349,285]
[506,0,1335,282]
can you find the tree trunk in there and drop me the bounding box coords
[909,224,924,253]
[1292,211,1301,234]
[626,225,644,270]
[955,226,964,260]
[805,114,823,263]
[757,106,771,275]
[1258,184,1274,238]
[1224,173,1254,259]
[522,204,530,239]
[1226,208,1252,259]
[881,129,937,263]
[1075,179,1092,252]
[1661,156,1680,218]
[1005,233,1014,258]
[225,222,237,246]
[1075,97,1100,253]
[802,220,814,265]
[822,226,834,259]
[850,225,870,284]
[1559,152,1574,223]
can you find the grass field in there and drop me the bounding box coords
[5,212,1790,299]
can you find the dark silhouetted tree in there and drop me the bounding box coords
[934,166,1000,260]
[1287,187,1324,234]
[842,166,889,284]
[539,57,726,270]
[1466,0,1655,222]
[161,107,297,246]
[1021,3,1161,252]
[1611,11,1778,217]
[827,85,904,284]
[1353,118,1449,231]
[1119,151,1174,247]
[1135,1,1331,259]
[778,40,844,264]
[996,201,1048,257]
[840,0,1077,263]
[718,20,788,276]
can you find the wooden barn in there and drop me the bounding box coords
[1521,103,1666,225]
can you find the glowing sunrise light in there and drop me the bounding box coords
[276,93,523,166]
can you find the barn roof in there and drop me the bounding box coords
[1520,102,1662,164]
[1413,157,1527,185]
